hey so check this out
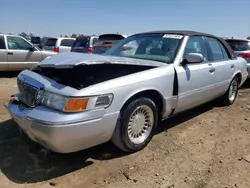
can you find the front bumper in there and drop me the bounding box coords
[4,100,119,153]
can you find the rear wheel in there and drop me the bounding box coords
[220,76,239,105]
[111,97,158,153]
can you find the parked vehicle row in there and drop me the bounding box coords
[43,37,75,53]
[4,30,248,154]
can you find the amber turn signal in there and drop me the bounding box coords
[64,98,89,112]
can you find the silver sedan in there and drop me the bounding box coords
[5,30,248,153]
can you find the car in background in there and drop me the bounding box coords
[31,36,50,49]
[225,38,250,77]
[43,37,75,53]
[70,35,98,53]
[92,34,127,54]
[0,34,56,71]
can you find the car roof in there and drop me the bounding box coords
[76,36,98,39]
[133,30,218,38]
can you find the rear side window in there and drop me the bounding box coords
[0,36,6,49]
[72,37,90,48]
[45,38,57,46]
[60,39,75,47]
[206,37,225,61]
[225,40,250,51]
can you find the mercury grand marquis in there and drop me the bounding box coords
[5,30,248,153]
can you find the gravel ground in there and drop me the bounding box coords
[0,73,250,188]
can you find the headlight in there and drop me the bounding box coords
[40,91,68,111]
[40,91,113,112]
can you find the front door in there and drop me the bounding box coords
[174,36,216,114]
[6,36,42,70]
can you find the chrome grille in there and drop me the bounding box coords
[17,77,44,107]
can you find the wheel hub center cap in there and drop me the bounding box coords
[131,114,145,134]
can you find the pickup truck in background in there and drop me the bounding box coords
[0,34,57,71]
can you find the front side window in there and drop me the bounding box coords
[206,37,224,61]
[183,36,209,62]
[7,36,32,50]
[105,33,183,64]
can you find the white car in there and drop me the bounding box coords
[43,37,75,53]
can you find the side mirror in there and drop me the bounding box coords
[29,44,36,51]
[182,53,204,65]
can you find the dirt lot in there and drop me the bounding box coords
[1,73,250,188]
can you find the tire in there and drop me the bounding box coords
[111,97,158,153]
[220,76,239,105]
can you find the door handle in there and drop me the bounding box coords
[209,68,215,73]
[7,52,13,55]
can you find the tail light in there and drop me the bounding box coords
[53,47,59,53]
[239,52,250,58]
[88,47,93,53]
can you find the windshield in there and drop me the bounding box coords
[99,34,125,41]
[44,38,57,46]
[72,37,90,48]
[105,33,183,64]
[31,37,40,44]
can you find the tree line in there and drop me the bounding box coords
[18,32,85,38]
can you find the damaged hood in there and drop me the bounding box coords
[38,52,167,68]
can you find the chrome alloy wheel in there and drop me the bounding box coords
[127,105,154,145]
[229,79,238,102]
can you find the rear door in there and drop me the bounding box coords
[58,38,75,52]
[0,35,7,71]
[6,35,42,70]
[174,35,216,113]
[71,37,91,53]
[205,37,235,96]
[43,38,57,51]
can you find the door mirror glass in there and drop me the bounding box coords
[184,53,204,64]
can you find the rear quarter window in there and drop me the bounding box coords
[60,39,75,47]
[225,40,250,51]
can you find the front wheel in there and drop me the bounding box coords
[220,76,239,105]
[111,97,158,153]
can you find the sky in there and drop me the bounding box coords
[1,0,249,38]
